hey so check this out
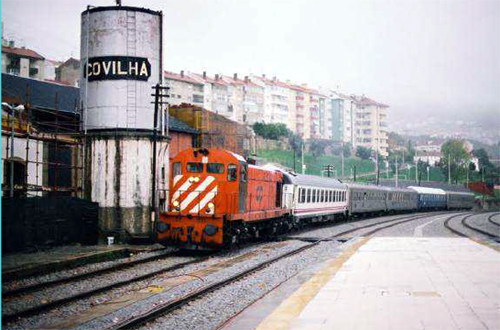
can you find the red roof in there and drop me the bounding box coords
[355,96,389,108]
[164,71,203,85]
[2,46,44,60]
[221,75,261,88]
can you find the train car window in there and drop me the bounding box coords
[329,191,333,202]
[301,188,306,203]
[227,164,237,181]
[307,188,311,203]
[207,163,224,173]
[187,162,203,173]
[173,162,182,176]
[313,189,317,203]
[321,190,325,202]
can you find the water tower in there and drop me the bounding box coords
[80,5,169,241]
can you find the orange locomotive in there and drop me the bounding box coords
[156,148,292,249]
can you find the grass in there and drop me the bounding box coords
[256,149,459,183]
[255,149,375,178]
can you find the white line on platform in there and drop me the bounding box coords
[413,214,450,237]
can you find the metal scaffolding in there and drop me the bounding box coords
[1,90,83,198]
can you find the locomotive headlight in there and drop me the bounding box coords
[206,202,215,214]
[194,177,200,182]
[172,201,179,207]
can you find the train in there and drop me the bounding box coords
[155,148,475,249]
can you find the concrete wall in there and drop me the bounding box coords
[1,135,44,196]
[84,132,169,240]
[169,131,193,158]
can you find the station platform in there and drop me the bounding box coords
[254,237,500,330]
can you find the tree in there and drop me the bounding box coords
[252,122,290,140]
[309,139,331,157]
[288,132,303,158]
[406,140,415,162]
[440,139,471,183]
[342,142,352,158]
[472,148,492,170]
[356,146,372,160]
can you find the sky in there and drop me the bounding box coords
[2,0,499,128]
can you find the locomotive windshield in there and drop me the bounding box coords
[187,162,203,173]
[207,163,224,173]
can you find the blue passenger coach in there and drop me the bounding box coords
[408,186,447,210]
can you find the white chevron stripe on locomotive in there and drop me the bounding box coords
[173,175,183,186]
[171,177,193,203]
[180,176,216,211]
[189,186,218,214]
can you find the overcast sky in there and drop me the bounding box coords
[2,0,499,126]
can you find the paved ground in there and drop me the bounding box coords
[224,212,500,330]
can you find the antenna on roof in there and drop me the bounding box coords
[116,0,122,6]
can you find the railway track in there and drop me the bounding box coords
[107,212,450,330]
[1,255,207,324]
[444,212,500,240]
[1,211,452,328]
[487,212,500,227]
[3,250,181,297]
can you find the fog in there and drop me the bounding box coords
[2,0,499,129]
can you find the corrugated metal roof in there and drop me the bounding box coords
[168,116,198,134]
[2,73,79,113]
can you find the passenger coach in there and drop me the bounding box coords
[281,172,348,223]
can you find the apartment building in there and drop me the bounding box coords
[56,58,80,86]
[1,43,46,80]
[163,70,204,108]
[331,92,356,145]
[352,95,389,157]
[250,76,292,130]
[307,91,320,139]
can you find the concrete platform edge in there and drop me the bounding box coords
[254,236,371,330]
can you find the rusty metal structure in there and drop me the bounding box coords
[169,104,253,157]
[1,74,83,198]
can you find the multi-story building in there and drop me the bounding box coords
[56,58,80,86]
[308,91,321,139]
[352,95,389,157]
[331,92,356,145]
[1,43,45,80]
[164,70,204,108]
[251,75,293,130]
[290,84,308,139]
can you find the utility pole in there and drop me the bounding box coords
[427,166,430,182]
[375,141,379,184]
[395,155,398,188]
[353,165,357,182]
[448,154,451,184]
[341,142,344,178]
[466,165,469,187]
[415,160,418,183]
[301,142,305,174]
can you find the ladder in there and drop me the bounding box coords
[126,11,137,128]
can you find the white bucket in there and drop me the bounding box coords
[107,236,115,246]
